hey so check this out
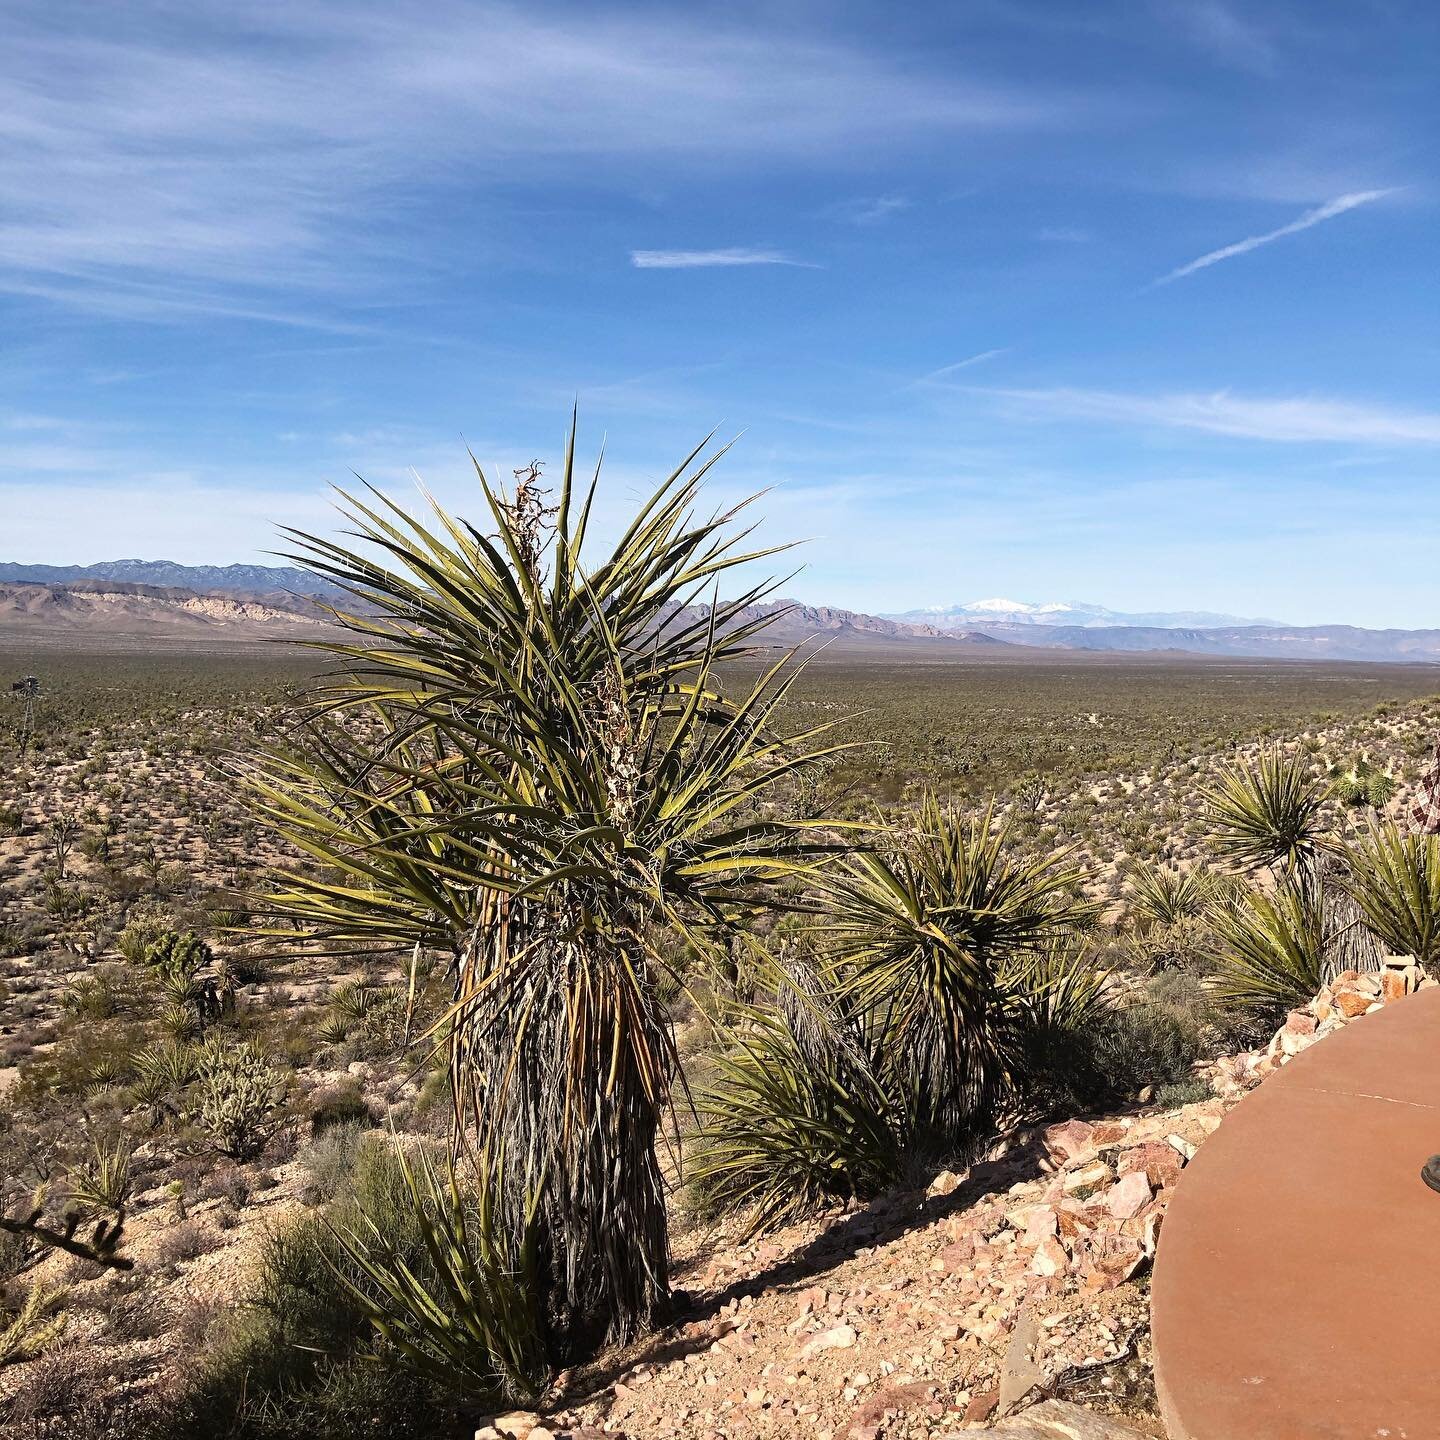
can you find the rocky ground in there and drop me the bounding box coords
[471,962,1429,1440]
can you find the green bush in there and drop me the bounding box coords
[307,1081,374,1136]
[168,1139,487,1440]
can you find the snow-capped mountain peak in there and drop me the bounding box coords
[884,597,1285,629]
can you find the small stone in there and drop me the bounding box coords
[1165,1134,1196,1162]
[1062,1162,1115,1196]
[801,1324,857,1358]
[927,1170,962,1198]
[963,1389,999,1424]
[1030,1236,1068,1277]
[492,1415,540,1440]
[1334,988,1372,1018]
[1106,1170,1151,1220]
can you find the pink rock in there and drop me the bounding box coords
[1118,1142,1182,1190]
[1044,1119,1096,1165]
[1030,1235,1068,1278]
[1020,1205,1059,1245]
[1107,1170,1152,1220]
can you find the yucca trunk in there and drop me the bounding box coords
[451,889,673,1348]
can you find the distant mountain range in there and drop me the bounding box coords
[885,597,1286,629]
[0,564,1435,664]
[0,559,339,599]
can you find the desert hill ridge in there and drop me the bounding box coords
[0,581,1010,654]
[1,573,1437,663]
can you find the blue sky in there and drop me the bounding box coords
[2,0,1436,626]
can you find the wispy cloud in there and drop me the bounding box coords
[968,386,1440,445]
[1155,189,1398,285]
[828,195,910,226]
[0,3,1065,321]
[914,350,1009,385]
[630,248,809,270]
[1161,0,1277,74]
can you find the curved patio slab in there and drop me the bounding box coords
[1152,986,1440,1439]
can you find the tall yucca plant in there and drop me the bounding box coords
[820,799,1099,1150]
[243,418,850,1350]
[1344,821,1440,975]
[1203,747,1329,873]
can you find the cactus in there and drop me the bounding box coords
[192,1039,285,1160]
[0,1282,68,1367]
[142,929,212,980]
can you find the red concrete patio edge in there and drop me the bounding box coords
[1152,986,1440,1439]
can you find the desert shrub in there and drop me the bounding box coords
[300,1121,368,1204]
[1154,1078,1213,1108]
[147,1220,219,1275]
[306,1081,373,1136]
[0,806,23,836]
[168,1139,480,1440]
[116,917,170,965]
[327,1138,549,1405]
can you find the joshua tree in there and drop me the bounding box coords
[244,420,846,1351]
[46,812,79,881]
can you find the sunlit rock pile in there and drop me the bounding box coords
[1205,955,1432,1099]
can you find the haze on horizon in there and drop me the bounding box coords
[2,1,1437,629]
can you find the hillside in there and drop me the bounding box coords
[0,582,1013,655]
[3,568,1437,664]
[0,581,336,649]
[970,620,1440,664]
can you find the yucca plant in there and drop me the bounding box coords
[1344,821,1440,975]
[1126,861,1218,930]
[66,1134,133,1216]
[691,949,901,1232]
[326,1137,548,1406]
[243,418,850,1347]
[1203,748,1329,873]
[1210,871,1329,1011]
[820,799,1099,1152]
